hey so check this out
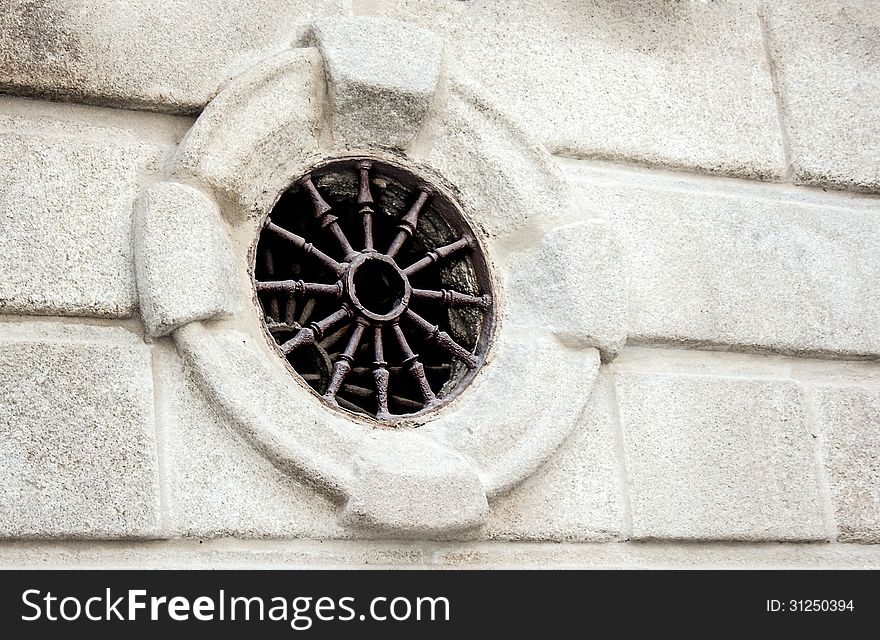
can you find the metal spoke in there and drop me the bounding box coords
[256,280,343,298]
[386,188,430,259]
[390,322,438,406]
[403,309,479,369]
[323,319,367,401]
[357,161,375,251]
[352,363,451,376]
[284,297,297,324]
[298,298,317,325]
[320,321,353,350]
[342,383,423,411]
[410,288,492,309]
[371,325,391,419]
[264,220,345,276]
[280,305,353,355]
[262,247,281,321]
[402,237,472,277]
[298,174,356,259]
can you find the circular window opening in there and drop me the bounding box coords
[253,158,495,422]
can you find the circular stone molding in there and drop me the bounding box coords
[133,16,627,535]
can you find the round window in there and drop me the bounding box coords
[253,158,494,421]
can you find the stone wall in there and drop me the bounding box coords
[1,1,878,568]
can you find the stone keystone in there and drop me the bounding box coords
[311,17,444,151]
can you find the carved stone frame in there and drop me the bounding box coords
[134,17,627,535]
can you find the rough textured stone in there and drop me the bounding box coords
[357,0,785,178]
[484,372,623,542]
[174,323,603,537]
[175,313,602,533]
[312,17,443,150]
[0,322,160,538]
[616,370,826,541]
[0,99,183,318]
[343,430,488,536]
[423,78,580,244]
[0,0,347,113]
[506,221,627,361]
[174,323,368,500]
[155,344,342,539]
[811,383,880,543]
[565,161,880,357]
[3,540,879,570]
[135,182,238,337]
[763,1,880,192]
[428,540,880,570]
[423,332,600,497]
[170,48,326,218]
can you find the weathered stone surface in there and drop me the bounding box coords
[0,0,347,113]
[175,323,601,532]
[616,370,826,540]
[484,372,623,542]
[565,161,880,357]
[0,322,160,538]
[312,17,443,150]
[423,332,601,497]
[423,78,579,244]
[0,99,183,318]
[174,323,368,500]
[173,323,604,537]
[135,182,238,338]
[506,221,627,360]
[343,430,488,536]
[357,0,785,178]
[811,383,880,543]
[3,539,880,569]
[763,1,880,192]
[170,48,326,217]
[155,344,342,539]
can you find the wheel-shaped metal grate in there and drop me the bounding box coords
[253,158,494,421]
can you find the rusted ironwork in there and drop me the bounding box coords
[386,188,430,259]
[357,160,375,252]
[254,158,494,421]
[402,237,472,277]
[264,221,346,277]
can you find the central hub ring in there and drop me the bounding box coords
[344,252,411,323]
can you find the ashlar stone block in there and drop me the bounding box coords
[566,162,880,358]
[0,322,160,538]
[358,0,785,178]
[616,371,826,541]
[811,383,880,542]
[763,0,880,192]
[506,220,627,361]
[0,104,169,318]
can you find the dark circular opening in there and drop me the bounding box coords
[253,157,495,422]
[351,258,405,316]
